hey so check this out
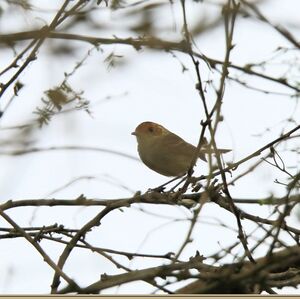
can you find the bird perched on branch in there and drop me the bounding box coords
[132,121,231,177]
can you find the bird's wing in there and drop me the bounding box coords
[161,133,207,162]
[162,133,231,161]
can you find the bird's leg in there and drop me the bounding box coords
[149,175,186,193]
[169,174,188,192]
[187,168,194,177]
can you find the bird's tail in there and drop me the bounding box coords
[198,137,231,162]
[202,148,231,154]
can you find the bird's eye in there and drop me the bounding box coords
[148,127,154,133]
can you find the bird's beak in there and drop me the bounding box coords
[131,131,136,136]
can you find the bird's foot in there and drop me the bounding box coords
[147,186,166,193]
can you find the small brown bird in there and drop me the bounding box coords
[132,121,231,177]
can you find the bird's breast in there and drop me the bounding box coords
[137,138,193,176]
